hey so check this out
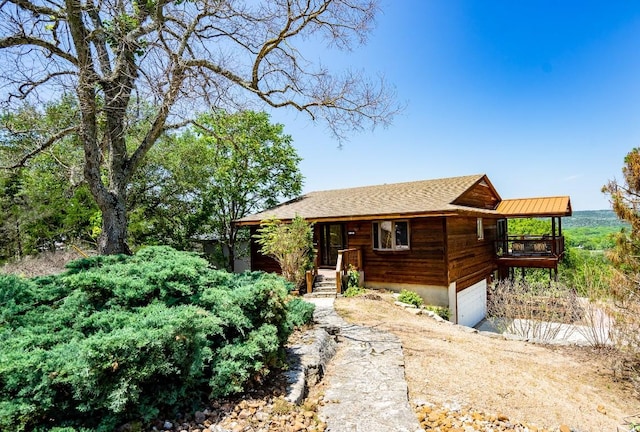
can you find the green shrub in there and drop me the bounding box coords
[285,297,315,329]
[344,286,366,297]
[398,289,423,307]
[346,265,360,288]
[425,305,450,320]
[0,246,311,432]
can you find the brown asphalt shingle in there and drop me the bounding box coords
[236,174,499,224]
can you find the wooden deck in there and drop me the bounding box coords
[496,255,560,269]
[495,235,565,276]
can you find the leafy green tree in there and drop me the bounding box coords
[255,216,314,289]
[507,218,551,236]
[192,110,303,270]
[0,172,25,259]
[128,110,303,270]
[0,0,397,255]
[0,99,98,262]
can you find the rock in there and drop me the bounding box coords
[406,308,423,315]
[291,420,306,431]
[597,404,607,415]
[394,301,417,308]
[163,421,173,430]
[559,425,571,432]
[195,411,206,424]
[497,413,509,421]
[254,411,268,422]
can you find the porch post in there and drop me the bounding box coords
[551,217,557,256]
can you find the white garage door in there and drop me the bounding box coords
[457,279,487,328]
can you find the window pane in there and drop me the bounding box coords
[372,222,379,248]
[477,218,484,240]
[380,221,393,249]
[395,221,409,248]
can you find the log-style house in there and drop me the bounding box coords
[235,174,572,327]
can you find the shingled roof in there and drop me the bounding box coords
[236,174,501,225]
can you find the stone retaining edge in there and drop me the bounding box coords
[284,328,337,404]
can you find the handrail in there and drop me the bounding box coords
[306,248,319,294]
[495,235,565,258]
[305,267,317,294]
[335,248,362,293]
[335,253,343,293]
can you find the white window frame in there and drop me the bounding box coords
[477,217,484,240]
[372,220,410,251]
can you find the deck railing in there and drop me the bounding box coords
[496,235,565,258]
[305,248,319,294]
[335,248,362,293]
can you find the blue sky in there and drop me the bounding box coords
[267,1,640,211]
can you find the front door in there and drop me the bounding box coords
[319,223,345,267]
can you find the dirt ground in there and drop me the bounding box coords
[335,293,640,431]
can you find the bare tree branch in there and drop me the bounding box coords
[0,35,78,65]
[16,70,75,99]
[0,0,399,254]
[0,125,78,169]
[4,0,64,18]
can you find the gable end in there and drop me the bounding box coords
[452,176,501,210]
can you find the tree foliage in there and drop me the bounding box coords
[602,149,640,395]
[507,218,551,236]
[129,110,303,269]
[602,148,640,274]
[0,98,98,262]
[0,0,398,255]
[0,246,314,431]
[255,216,314,289]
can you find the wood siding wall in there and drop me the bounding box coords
[249,226,281,274]
[248,217,499,291]
[346,218,448,287]
[453,181,500,209]
[446,217,498,290]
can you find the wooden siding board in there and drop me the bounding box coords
[349,218,448,287]
[455,184,499,210]
[250,216,499,291]
[446,217,497,285]
[453,178,501,209]
[249,226,281,273]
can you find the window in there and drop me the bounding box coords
[372,220,410,250]
[477,217,484,240]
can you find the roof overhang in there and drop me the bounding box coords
[496,196,572,218]
[235,207,501,226]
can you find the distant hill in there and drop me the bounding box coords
[563,210,629,229]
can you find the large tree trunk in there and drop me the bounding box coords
[226,244,235,272]
[96,192,130,255]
